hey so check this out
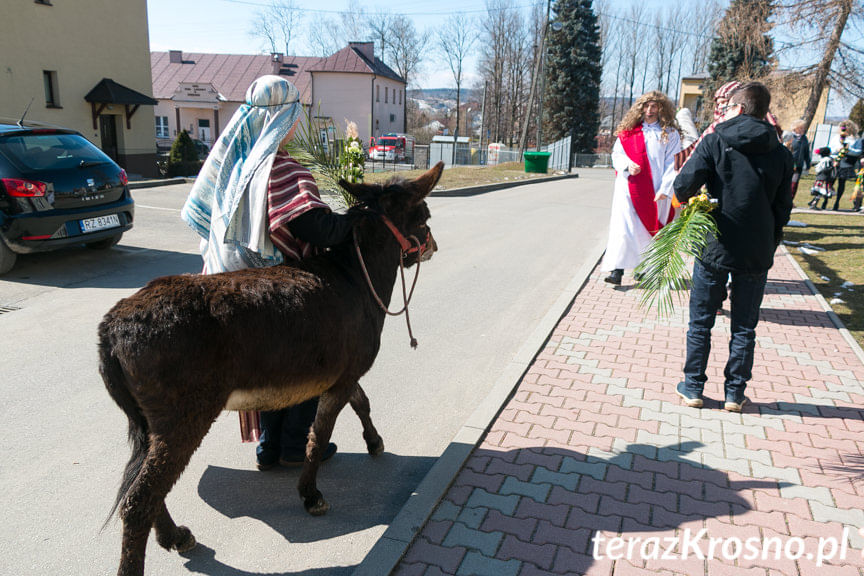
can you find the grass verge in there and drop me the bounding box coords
[784,212,864,348]
[361,162,562,189]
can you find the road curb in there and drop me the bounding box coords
[781,246,864,365]
[128,177,193,190]
[353,242,606,576]
[428,172,579,197]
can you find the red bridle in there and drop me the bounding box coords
[379,214,430,258]
[353,213,433,349]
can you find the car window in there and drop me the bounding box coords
[0,133,113,171]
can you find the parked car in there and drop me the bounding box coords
[0,123,134,274]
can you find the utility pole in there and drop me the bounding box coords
[479,81,487,164]
[536,0,552,152]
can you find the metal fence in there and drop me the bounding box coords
[543,135,572,172]
[573,153,612,168]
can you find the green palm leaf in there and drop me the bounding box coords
[635,199,719,318]
[283,107,357,206]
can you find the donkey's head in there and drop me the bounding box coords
[341,161,443,265]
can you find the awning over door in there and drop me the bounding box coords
[84,78,158,130]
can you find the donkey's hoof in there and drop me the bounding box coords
[367,437,385,456]
[173,526,197,553]
[304,495,330,516]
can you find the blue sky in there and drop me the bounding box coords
[146,0,855,115]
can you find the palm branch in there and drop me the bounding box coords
[634,197,719,318]
[283,107,357,206]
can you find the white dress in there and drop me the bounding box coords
[601,122,680,271]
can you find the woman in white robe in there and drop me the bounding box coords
[602,91,681,284]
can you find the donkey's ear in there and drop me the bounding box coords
[412,161,444,200]
[339,179,372,203]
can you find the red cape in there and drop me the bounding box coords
[618,124,674,236]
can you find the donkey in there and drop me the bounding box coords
[99,162,442,576]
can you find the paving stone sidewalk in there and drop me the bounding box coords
[393,247,864,576]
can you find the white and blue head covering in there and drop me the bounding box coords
[181,75,302,272]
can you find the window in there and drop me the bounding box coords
[34,0,53,4]
[399,90,402,105]
[43,71,60,107]
[390,113,396,123]
[376,85,380,102]
[155,116,169,138]
[385,87,389,103]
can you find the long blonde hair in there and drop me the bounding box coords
[615,91,679,142]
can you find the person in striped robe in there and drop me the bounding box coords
[182,75,354,470]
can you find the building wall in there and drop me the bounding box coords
[372,77,406,136]
[1,0,157,176]
[311,73,376,144]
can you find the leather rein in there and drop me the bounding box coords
[353,214,430,349]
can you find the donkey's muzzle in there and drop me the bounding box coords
[419,232,437,262]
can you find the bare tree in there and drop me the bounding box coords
[366,11,396,63]
[249,0,302,55]
[778,0,862,131]
[504,7,530,147]
[306,16,342,56]
[436,14,478,150]
[479,0,511,143]
[384,14,429,88]
[340,0,367,42]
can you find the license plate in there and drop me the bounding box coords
[80,214,120,233]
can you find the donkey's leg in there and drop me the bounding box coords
[349,383,384,456]
[153,502,196,553]
[117,414,215,576]
[298,385,352,515]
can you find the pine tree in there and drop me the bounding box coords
[167,130,201,177]
[850,98,864,132]
[703,0,775,123]
[542,0,602,154]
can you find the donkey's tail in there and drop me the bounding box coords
[98,329,149,530]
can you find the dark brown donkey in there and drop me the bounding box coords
[99,162,442,576]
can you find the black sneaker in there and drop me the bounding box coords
[604,269,623,285]
[279,443,338,467]
[724,397,749,413]
[676,381,704,408]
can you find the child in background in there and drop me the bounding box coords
[852,159,864,212]
[809,147,836,209]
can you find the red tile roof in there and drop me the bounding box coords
[151,47,404,105]
[150,52,322,103]
[308,46,404,83]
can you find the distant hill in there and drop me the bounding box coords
[408,88,477,101]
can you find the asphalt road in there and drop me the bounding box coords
[0,168,614,575]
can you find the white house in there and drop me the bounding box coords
[150,42,405,151]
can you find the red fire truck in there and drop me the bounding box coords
[369,133,415,163]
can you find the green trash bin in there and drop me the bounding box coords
[524,151,551,174]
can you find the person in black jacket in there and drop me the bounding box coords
[672,82,793,413]
[788,119,811,200]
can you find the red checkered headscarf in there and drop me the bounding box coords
[713,81,741,122]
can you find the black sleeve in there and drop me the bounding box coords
[673,135,716,203]
[773,150,794,246]
[285,208,355,247]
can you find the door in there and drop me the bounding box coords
[198,119,211,145]
[99,115,118,161]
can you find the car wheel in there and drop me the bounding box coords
[0,240,17,275]
[85,234,122,250]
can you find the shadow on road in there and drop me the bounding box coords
[194,451,437,573]
[0,244,201,289]
[181,543,356,576]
